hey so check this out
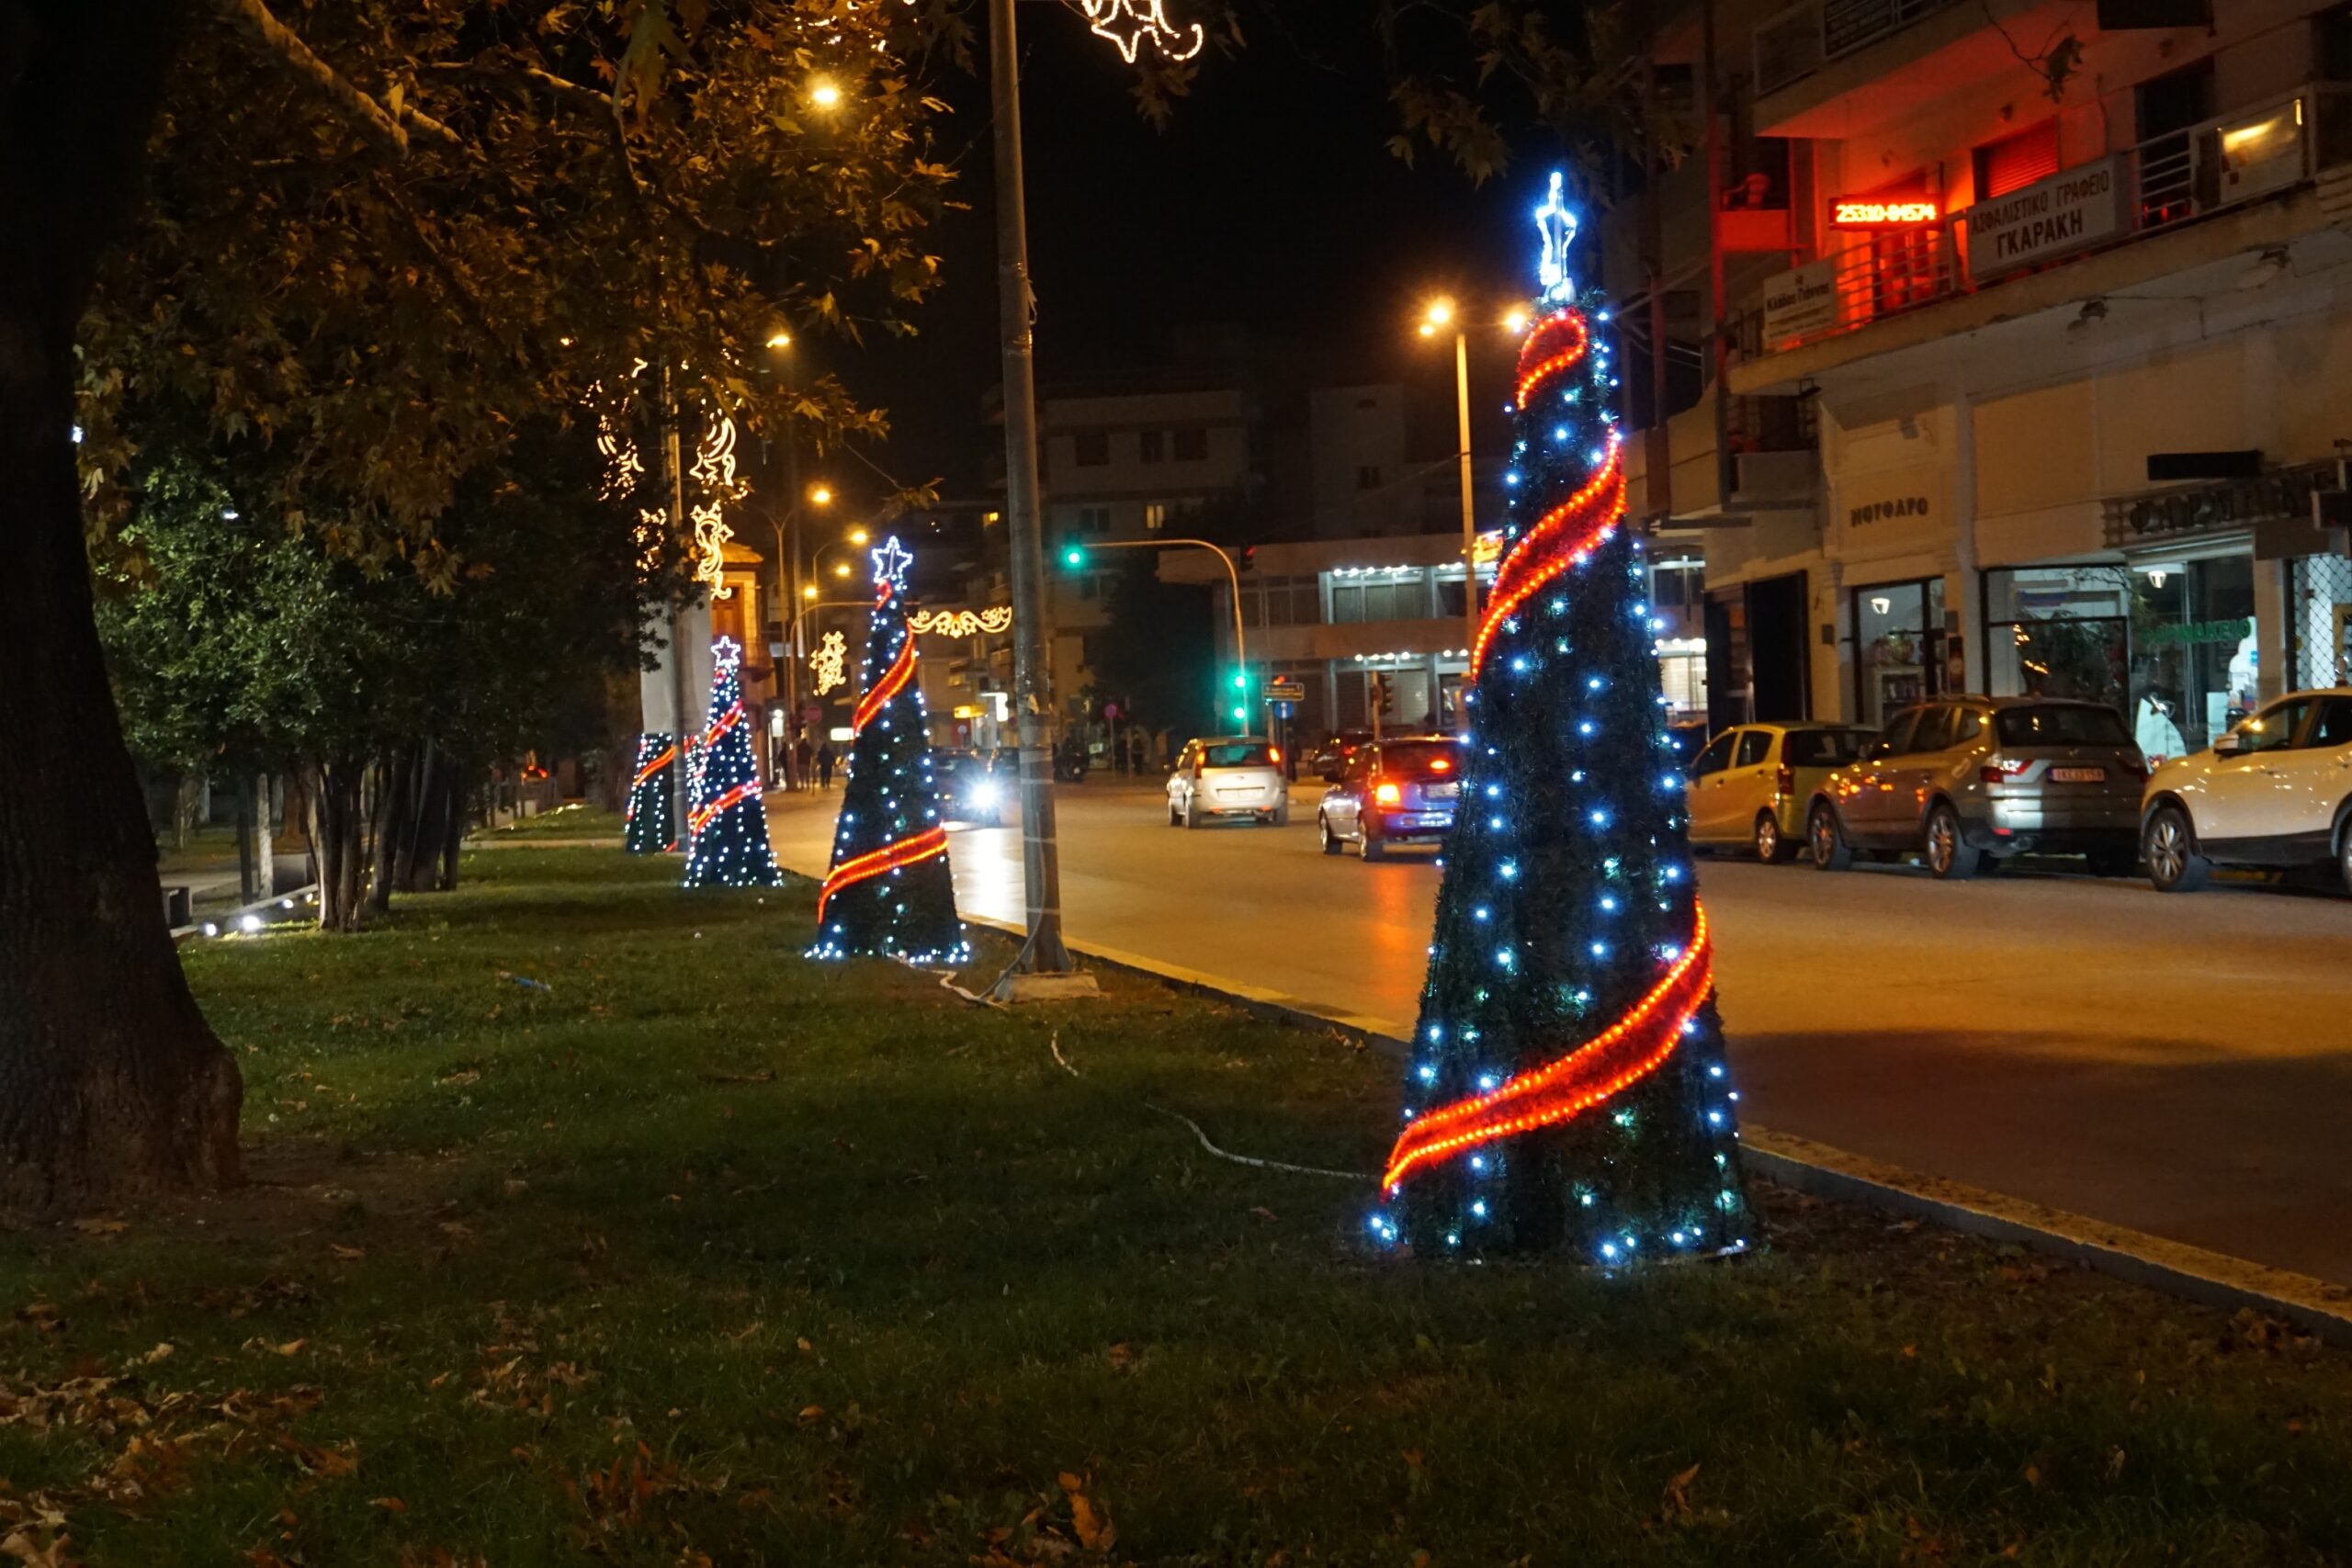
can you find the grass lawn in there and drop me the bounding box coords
[477,805,626,844]
[4,848,2349,1566]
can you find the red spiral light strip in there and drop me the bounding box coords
[1512,310,1589,408]
[1382,905,1715,1192]
[688,780,761,834]
[854,638,916,735]
[631,742,678,789]
[1468,436,1624,682]
[816,824,949,919]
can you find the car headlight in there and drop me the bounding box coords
[967,780,1002,809]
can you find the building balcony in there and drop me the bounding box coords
[1733,84,2352,393]
[1623,390,1820,523]
[1753,0,2018,132]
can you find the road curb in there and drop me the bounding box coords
[944,905,2352,1345]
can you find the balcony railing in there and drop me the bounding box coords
[1742,85,2349,362]
[1754,0,1961,97]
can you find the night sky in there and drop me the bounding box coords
[841,6,1562,498]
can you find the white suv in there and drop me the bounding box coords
[2140,688,2352,895]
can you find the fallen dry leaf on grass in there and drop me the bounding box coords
[72,1219,127,1237]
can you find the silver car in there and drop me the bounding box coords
[1806,696,2147,879]
[1168,737,1290,828]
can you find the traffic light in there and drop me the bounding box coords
[1059,533,1087,570]
[1228,669,1249,727]
[1370,673,1394,716]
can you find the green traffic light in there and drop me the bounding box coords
[1230,706,1247,723]
[1230,672,1247,690]
[1062,547,1085,569]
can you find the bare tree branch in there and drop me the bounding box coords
[211,0,460,153]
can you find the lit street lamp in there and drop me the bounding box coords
[1418,298,1521,654]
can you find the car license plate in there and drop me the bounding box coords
[1425,784,1459,801]
[2049,767,2106,783]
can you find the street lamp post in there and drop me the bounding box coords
[1080,536,1250,734]
[1420,299,1483,654]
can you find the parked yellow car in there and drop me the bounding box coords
[1683,722,1876,862]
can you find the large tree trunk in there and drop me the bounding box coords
[304,760,368,932]
[0,0,240,1207]
[367,747,410,915]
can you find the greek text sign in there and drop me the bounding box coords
[1965,155,2128,279]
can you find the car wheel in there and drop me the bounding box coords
[1360,824,1386,862]
[2337,820,2351,898]
[1807,803,1851,871]
[1168,798,1182,828]
[1319,814,1343,855]
[2085,843,2137,879]
[2144,805,2210,893]
[1925,803,1980,880]
[1754,812,1793,864]
[1182,796,1201,829]
[1272,803,1291,828]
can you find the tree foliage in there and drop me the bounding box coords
[79,0,962,585]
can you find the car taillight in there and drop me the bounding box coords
[2119,748,2148,777]
[1979,756,2030,784]
[1268,745,1282,764]
[1429,757,1453,773]
[1374,782,1401,805]
[1775,764,1794,796]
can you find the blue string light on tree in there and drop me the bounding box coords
[681,637,782,888]
[624,732,677,854]
[1369,170,1751,1263]
[808,536,969,965]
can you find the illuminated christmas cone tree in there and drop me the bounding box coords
[682,637,781,888]
[808,536,967,964]
[1371,174,1749,1262]
[624,732,677,854]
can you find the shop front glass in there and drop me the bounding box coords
[1982,555,2256,762]
[1851,578,1945,728]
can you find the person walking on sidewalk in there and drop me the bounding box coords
[795,734,814,791]
[817,740,837,790]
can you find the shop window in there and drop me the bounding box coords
[2135,555,2256,754]
[1072,430,1109,467]
[1852,578,1946,728]
[1173,427,1208,461]
[1983,563,2132,721]
[1974,119,2058,200]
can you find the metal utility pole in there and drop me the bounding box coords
[1451,326,1479,651]
[988,0,1074,976]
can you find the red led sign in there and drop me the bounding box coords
[1830,197,1940,228]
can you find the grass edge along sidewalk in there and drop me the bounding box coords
[952,908,2352,1351]
[0,846,2346,1564]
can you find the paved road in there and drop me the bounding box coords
[768,783,2352,1286]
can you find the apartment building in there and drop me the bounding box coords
[1620,0,2352,750]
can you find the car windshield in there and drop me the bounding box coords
[1379,741,1463,777]
[1995,705,2130,747]
[1202,742,1277,768]
[1784,729,1871,767]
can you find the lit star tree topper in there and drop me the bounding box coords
[681,637,782,888]
[808,535,968,964]
[1370,173,1750,1263]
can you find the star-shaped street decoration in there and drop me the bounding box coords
[1080,0,1204,63]
[870,535,914,593]
[711,635,744,674]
